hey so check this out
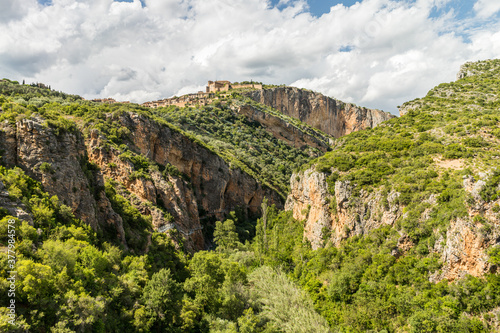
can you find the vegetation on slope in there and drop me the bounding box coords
[0,79,329,198]
[0,165,327,332]
[0,79,332,331]
[309,59,500,245]
[150,101,324,196]
[252,208,500,332]
[2,59,500,332]
[287,58,500,331]
[0,79,82,105]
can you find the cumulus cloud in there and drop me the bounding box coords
[474,0,500,19]
[0,0,500,114]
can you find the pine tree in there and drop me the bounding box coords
[213,219,240,251]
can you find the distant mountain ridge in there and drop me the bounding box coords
[245,86,395,138]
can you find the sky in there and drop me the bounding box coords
[1,0,500,114]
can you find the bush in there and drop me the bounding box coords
[39,162,54,174]
[480,170,500,202]
[444,143,467,159]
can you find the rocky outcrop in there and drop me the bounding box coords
[431,218,493,281]
[0,180,34,225]
[87,129,204,251]
[245,87,395,138]
[287,167,500,280]
[285,167,402,249]
[15,117,98,226]
[457,62,475,80]
[429,174,500,281]
[398,103,420,117]
[119,113,283,220]
[236,104,332,152]
[0,116,127,247]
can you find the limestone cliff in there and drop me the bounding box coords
[245,87,395,138]
[285,167,402,250]
[429,175,500,281]
[86,128,204,251]
[0,116,128,247]
[236,104,332,153]
[286,167,500,281]
[118,113,283,219]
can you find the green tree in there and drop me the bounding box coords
[214,219,241,252]
[249,266,331,333]
[142,268,183,331]
[184,252,225,314]
[56,290,107,332]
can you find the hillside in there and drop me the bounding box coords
[287,59,500,263]
[2,58,499,332]
[0,78,393,332]
[0,80,389,250]
[245,86,394,138]
[283,59,500,331]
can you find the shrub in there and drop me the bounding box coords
[39,162,54,174]
[480,170,500,202]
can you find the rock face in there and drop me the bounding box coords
[457,63,475,80]
[245,87,395,138]
[86,129,204,251]
[119,113,283,220]
[286,167,500,281]
[0,116,128,247]
[285,167,402,249]
[0,112,284,251]
[431,218,492,282]
[398,104,419,117]
[429,175,500,281]
[236,104,332,152]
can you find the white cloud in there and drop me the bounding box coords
[0,0,500,114]
[474,0,500,19]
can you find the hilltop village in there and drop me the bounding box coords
[142,80,263,108]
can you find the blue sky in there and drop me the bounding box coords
[98,0,479,19]
[272,0,360,16]
[4,0,500,114]
[35,0,479,20]
[99,0,361,16]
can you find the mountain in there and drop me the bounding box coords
[0,79,390,332]
[0,80,389,253]
[245,86,394,138]
[2,61,499,332]
[287,59,500,280]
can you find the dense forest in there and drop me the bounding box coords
[1,59,500,332]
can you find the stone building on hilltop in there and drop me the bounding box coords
[206,80,231,93]
[143,80,262,108]
[206,80,263,93]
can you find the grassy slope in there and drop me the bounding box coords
[279,59,500,332]
[307,60,500,242]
